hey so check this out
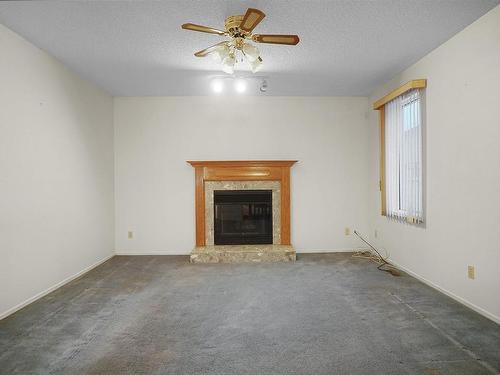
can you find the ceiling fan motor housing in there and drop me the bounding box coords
[224,15,246,36]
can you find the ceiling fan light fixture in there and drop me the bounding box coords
[182,8,300,74]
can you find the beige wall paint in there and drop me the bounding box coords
[0,24,114,318]
[367,5,500,323]
[114,96,370,254]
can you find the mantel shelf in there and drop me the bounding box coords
[187,160,298,167]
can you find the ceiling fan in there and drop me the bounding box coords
[182,8,300,74]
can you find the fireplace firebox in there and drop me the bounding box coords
[214,190,272,245]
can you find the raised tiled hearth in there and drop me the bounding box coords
[190,245,296,263]
[187,160,297,263]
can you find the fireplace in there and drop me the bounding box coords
[214,190,272,245]
[187,160,297,263]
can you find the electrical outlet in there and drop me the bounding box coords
[128,231,134,239]
[345,227,351,236]
[374,229,378,239]
[467,265,475,280]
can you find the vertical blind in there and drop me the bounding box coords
[385,88,423,223]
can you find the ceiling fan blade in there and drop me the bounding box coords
[182,23,226,36]
[252,34,300,45]
[239,8,265,33]
[194,41,229,57]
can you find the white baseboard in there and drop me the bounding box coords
[0,253,114,321]
[296,247,368,253]
[115,250,189,256]
[389,259,500,325]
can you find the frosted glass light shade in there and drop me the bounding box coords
[249,57,262,73]
[242,43,259,62]
[222,55,235,74]
[211,51,222,63]
[211,44,230,63]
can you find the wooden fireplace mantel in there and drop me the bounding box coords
[187,160,298,247]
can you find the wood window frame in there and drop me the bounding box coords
[373,79,426,216]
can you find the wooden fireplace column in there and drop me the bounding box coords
[187,160,297,247]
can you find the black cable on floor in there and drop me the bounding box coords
[353,230,400,276]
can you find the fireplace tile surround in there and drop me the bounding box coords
[205,181,281,246]
[187,160,297,263]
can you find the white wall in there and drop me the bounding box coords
[0,24,114,318]
[367,5,500,323]
[4,3,498,325]
[114,97,370,254]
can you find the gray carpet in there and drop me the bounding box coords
[0,254,499,375]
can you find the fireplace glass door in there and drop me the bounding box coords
[214,190,272,245]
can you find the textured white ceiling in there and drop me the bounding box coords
[0,0,498,96]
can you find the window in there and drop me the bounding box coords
[373,80,426,224]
